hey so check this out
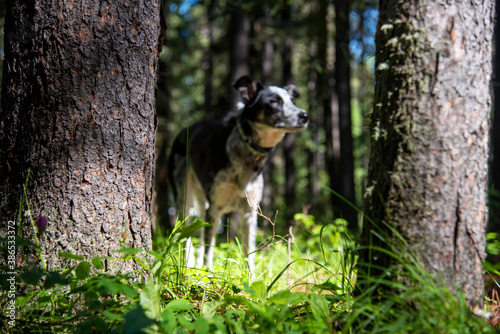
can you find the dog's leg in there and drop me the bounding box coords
[196,226,205,268]
[205,208,221,268]
[241,209,258,273]
[182,167,207,268]
[177,169,196,268]
[241,176,264,273]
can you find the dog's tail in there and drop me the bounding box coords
[167,128,188,200]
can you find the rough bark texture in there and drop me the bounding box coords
[360,0,493,307]
[1,1,163,271]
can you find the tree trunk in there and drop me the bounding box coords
[307,43,322,206]
[204,0,216,119]
[333,0,357,230]
[261,4,275,211]
[282,12,297,211]
[360,0,493,307]
[229,6,251,112]
[317,0,340,216]
[0,1,163,272]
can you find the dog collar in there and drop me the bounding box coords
[236,120,275,158]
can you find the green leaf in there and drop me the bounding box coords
[59,252,84,260]
[160,309,177,333]
[176,219,210,242]
[118,282,139,298]
[115,247,142,255]
[308,293,330,324]
[14,237,38,248]
[151,259,164,278]
[202,300,224,318]
[140,280,161,319]
[123,306,154,334]
[97,278,119,296]
[16,290,38,307]
[134,257,149,270]
[165,299,194,312]
[75,261,90,280]
[43,271,71,289]
[93,317,110,332]
[20,268,44,285]
[193,317,210,334]
[243,281,267,302]
[313,281,342,292]
[103,311,121,321]
[144,249,163,259]
[38,290,51,306]
[91,257,104,270]
[57,295,70,310]
[84,290,99,308]
[267,290,306,306]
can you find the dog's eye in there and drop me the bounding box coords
[270,97,282,106]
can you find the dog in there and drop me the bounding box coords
[167,75,309,272]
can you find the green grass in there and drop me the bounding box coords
[0,209,497,333]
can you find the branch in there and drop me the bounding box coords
[245,193,285,255]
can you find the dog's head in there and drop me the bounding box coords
[233,75,310,133]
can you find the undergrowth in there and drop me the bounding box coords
[0,208,497,333]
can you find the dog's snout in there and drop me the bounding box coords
[299,112,310,123]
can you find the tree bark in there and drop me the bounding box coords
[1,1,163,271]
[360,0,493,307]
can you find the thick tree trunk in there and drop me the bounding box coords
[360,0,493,307]
[0,1,163,271]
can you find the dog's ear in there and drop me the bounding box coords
[284,84,300,99]
[233,75,263,104]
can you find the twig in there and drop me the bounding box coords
[245,193,282,255]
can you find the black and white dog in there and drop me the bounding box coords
[167,75,309,272]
